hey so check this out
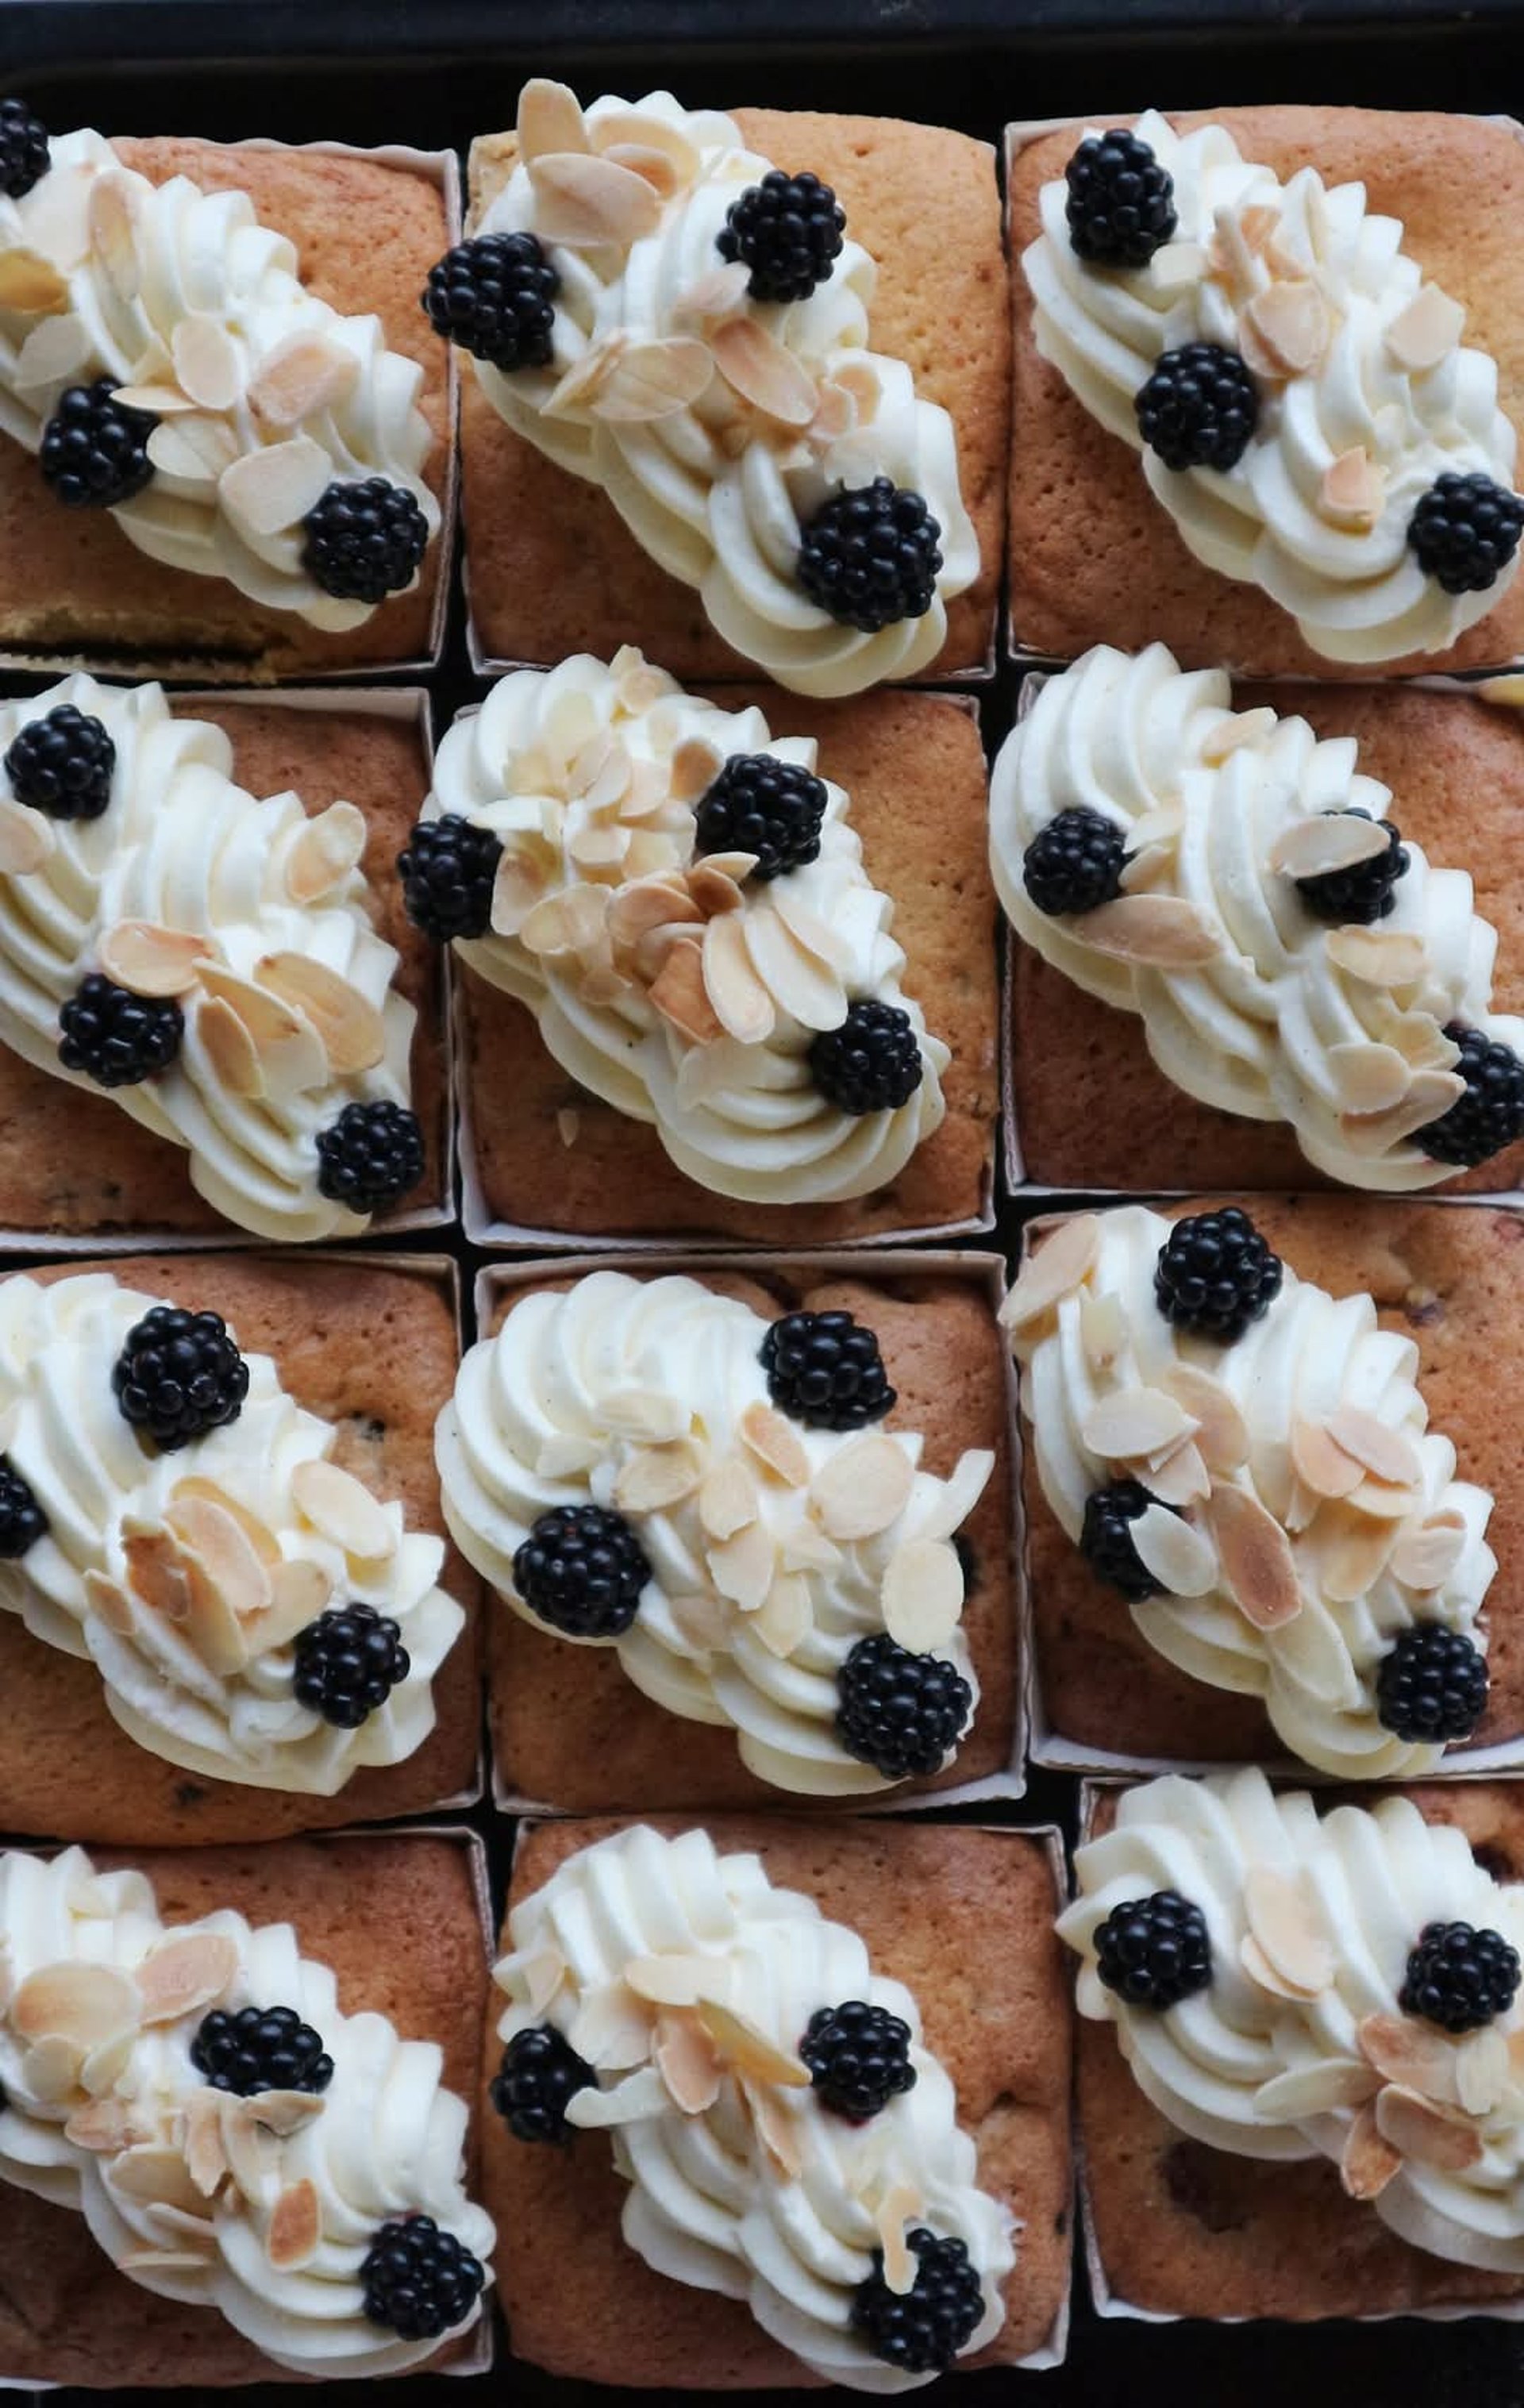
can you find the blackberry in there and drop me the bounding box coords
[361,2215,486,2343]
[1408,472,1524,595]
[1376,1624,1488,1746]
[760,1309,894,1431]
[1292,808,1410,925]
[111,1306,249,1453]
[397,814,502,943]
[1136,343,1259,474]
[836,1634,972,1782]
[512,1503,650,1638]
[1095,1889,1212,2010]
[190,2004,334,2097]
[1064,128,1176,267]
[693,753,827,883]
[850,2229,983,2376]
[40,380,156,510]
[1400,1921,1522,2035]
[717,170,845,303]
[1153,1206,1283,1342]
[421,231,560,371]
[1081,1478,1174,1603]
[490,2025,595,2142]
[58,975,181,1090]
[1022,806,1129,917]
[0,99,49,201]
[800,1999,917,2121]
[0,1459,46,1561]
[797,478,942,633]
[1417,1025,1524,1169]
[4,704,115,821]
[810,1000,923,1116]
[302,476,429,605]
[292,1603,410,1729]
[314,1100,426,1219]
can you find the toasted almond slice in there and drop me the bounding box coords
[489,849,551,939]
[1326,925,1428,988]
[529,150,661,246]
[672,260,753,324]
[1200,709,1277,766]
[246,2088,326,2139]
[0,246,70,312]
[1290,1417,1365,1501]
[1341,2098,1403,2199]
[668,735,724,804]
[111,2144,206,2213]
[0,795,55,875]
[98,921,211,998]
[254,952,385,1075]
[1160,1366,1249,1475]
[811,1436,915,1543]
[520,1944,568,2018]
[14,310,92,392]
[1080,1287,1126,1374]
[649,933,722,1044]
[880,1537,964,1652]
[1130,1503,1218,1598]
[196,994,264,1098]
[755,1573,813,1658]
[179,2090,230,2195]
[608,875,704,950]
[286,801,367,904]
[698,1456,759,1541]
[1245,1865,1333,1994]
[810,377,857,442]
[687,862,747,918]
[1269,813,1394,880]
[568,1980,655,2072]
[67,2097,150,2154]
[780,1521,842,1575]
[1386,283,1466,372]
[171,1476,283,1567]
[1072,893,1222,967]
[82,1568,133,1637]
[290,1458,394,1564]
[541,341,622,418]
[1240,1933,1313,2003]
[876,2181,923,2296]
[745,2074,806,2177]
[1118,842,1174,895]
[1144,1440,1211,1509]
[1149,237,1210,292]
[1320,1510,1400,1602]
[706,1519,775,1614]
[1457,2024,1510,2118]
[1340,1068,1467,1154]
[591,110,700,180]
[1244,279,1330,376]
[248,334,358,429]
[1320,444,1387,529]
[614,1438,704,1515]
[737,1402,810,1487]
[1327,1041,1412,1116]
[668,1591,734,1651]
[164,1492,272,1618]
[1323,1405,1421,1491]
[124,1528,192,1623]
[519,77,591,159]
[1376,2083,1484,2171]
[626,1953,723,2008]
[1205,1483,1303,1629]
[695,1998,810,2087]
[21,2035,83,2102]
[1001,1214,1101,1337]
[655,2010,724,2114]
[1358,2013,1460,2106]
[1081,1386,1195,1464]
[711,316,818,426]
[171,313,241,413]
[218,433,334,537]
[1345,1474,1418,1522]
[12,1962,138,2047]
[88,170,142,297]
[701,911,775,1044]
[602,1387,690,1442]
[1253,2059,1380,2120]
[266,2177,321,2271]
[137,1932,238,2025]
[196,960,325,1096]
[249,1556,333,1654]
[1390,1513,1469,1591]
[591,335,713,421]
[217,2096,279,2194]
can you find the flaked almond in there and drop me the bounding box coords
[171,313,242,413]
[89,170,142,297]
[608,875,703,950]
[1130,1502,1218,1597]
[83,1568,137,1637]
[1321,1512,1400,1602]
[529,150,660,246]
[1244,1865,1333,1994]
[267,2178,321,2270]
[591,110,700,181]
[780,1521,841,1574]
[1390,1514,1469,1591]
[1118,842,1174,895]
[655,2010,723,2114]
[1341,2098,1403,2199]
[21,2036,83,2102]
[137,1932,238,2025]
[111,2143,206,2214]
[1323,1405,1421,1491]
[518,76,591,160]
[14,310,92,390]
[489,848,550,939]
[66,2097,150,2154]
[1327,1041,1413,1116]
[1386,283,1466,373]
[1269,813,1394,881]
[876,2182,923,2297]
[0,246,70,312]
[591,335,713,421]
[1000,1214,1100,1336]
[1080,1287,1126,1374]
[180,2090,229,2195]
[1149,237,1210,292]
[80,2023,137,2099]
[12,1961,138,2047]
[614,1437,704,1515]
[144,414,236,491]
[602,1387,690,1442]
[698,1455,759,1541]
[649,933,722,1044]
[1326,925,1428,989]
[711,315,818,426]
[1340,1068,1467,1154]
[1139,1439,1211,1509]
[1080,894,1222,967]
[755,1574,813,1658]
[165,1492,272,1619]
[1349,1474,1421,1522]
[217,2092,280,2194]
[1376,2083,1484,2171]
[1457,2024,1509,2118]
[669,735,725,804]
[702,910,775,1044]
[197,995,264,1098]
[811,1436,914,1542]
[1205,1483,1303,1629]
[246,2087,325,2139]
[254,952,385,1075]
[626,1952,723,2008]
[880,1537,964,1652]
[123,1527,192,1623]
[706,1518,775,1614]
[598,144,681,200]
[291,1457,394,1564]
[0,794,55,875]
[695,1997,810,2087]
[196,961,325,1096]
[171,1475,283,1567]
[250,1557,332,1652]
[687,862,748,918]
[541,341,620,418]
[218,436,333,537]
[1240,1933,1315,2004]
[286,801,367,904]
[1243,279,1330,376]
[98,920,211,998]
[1081,1385,1195,1464]
[568,1981,655,2072]
[1253,2059,1379,2121]
[248,334,358,429]
[745,2075,805,2178]
[1161,1366,1249,1475]
[768,878,854,975]
[1290,1417,1365,1502]
[737,1402,810,1487]
[1358,2012,1461,2105]
[668,1591,733,1651]
[1320,445,1387,529]
[672,259,753,325]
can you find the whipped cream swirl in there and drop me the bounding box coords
[470,83,976,696]
[1005,1204,1495,1778]
[0,1842,494,2371]
[1062,1766,1524,2274]
[429,648,945,1205]
[497,1823,1013,2387]
[0,675,418,1241]
[0,1271,463,1794]
[990,643,1524,1191]
[436,1269,991,1794]
[0,129,439,629]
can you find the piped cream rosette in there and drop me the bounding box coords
[426,648,946,1205]
[436,1270,992,1795]
[1022,110,1520,663]
[989,643,1524,1191]
[0,1844,495,2373]
[467,83,976,696]
[495,1824,1014,2390]
[1004,1205,1495,1779]
[0,126,439,629]
[0,1270,463,1794]
[0,675,418,1242]
[1061,1766,1524,2273]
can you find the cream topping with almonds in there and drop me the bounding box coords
[1062,1766,1524,2271]
[428,649,946,1205]
[496,1823,1013,2388]
[470,83,976,696]
[0,1271,463,1793]
[0,1843,494,2371]
[436,1270,991,1794]
[0,675,418,1241]
[1023,111,1519,663]
[0,128,439,629]
[989,643,1524,1191]
[1004,1205,1495,1778]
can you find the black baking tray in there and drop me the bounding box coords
[8,2,1524,2403]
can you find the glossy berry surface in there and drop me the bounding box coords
[797,478,943,632]
[801,1999,918,2121]
[398,814,502,943]
[1408,472,1524,594]
[1064,128,1176,267]
[421,231,560,370]
[1376,1623,1488,1745]
[1153,1206,1283,1342]
[1095,1889,1212,2010]
[760,1310,894,1431]
[0,1459,46,1561]
[190,2004,334,2097]
[1417,1025,1524,1168]
[717,169,845,302]
[0,99,49,199]
[302,476,429,604]
[59,974,182,1089]
[836,1634,972,1782]
[361,2215,486,2342]
[1293,808,1410,925]
[292,1604,410,1729]
[692,753,828,882]
[314,1101,426,1219]
[41,380,156,510]
[1022,806,1129,917]
[1136,342,1259,473]
[810,1000,923,1116]
[1081,1478,1172,1602]
[4,705,115,821]
[112,1306,249,1452]
[490,2025,595,2142]
[1400,1921,1522,2034]
[513,1503,651,1638]
[850,2229,984,2375]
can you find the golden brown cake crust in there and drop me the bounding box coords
[461,685,996,1241]
[0,137,452,680]
[461,110,1008,681]
[1010,678,1524,1194]
[1080,1779,1524,2318]
[1023,1196,1524,1763]
[485,1814,1071,2383]
[1007,106,1524,679]
[487,1261,1014,1811]
[0,1830,487,2387]
[0,1250,482,1841]
[0,692,446,1239]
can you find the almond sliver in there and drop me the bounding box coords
[1326,925,1428,988]
[529,150,661,246]
[1323,1405,1421,1491]
[1376,2083,1483,2171]
[254,952,385,1075]
[811,1436,914,1542]
[266,2179,321,2271]
[291,1458,394,1564]
[880,1537,964,1652]
[698,1456,759,1541]
[1001,1214,1101,1337]
[0,795,56,875]
[1341,2098,1403,2199]
[248,335,358,429]
[614,1438,704,1515]
[518,78,591,161]
[1160,1366,1249,1475]
[98,921,212,998]
[137,1932,239,2025]
[1269,814,1394,880]
[12,1962,138,2047]
[1205,1483,1303,1629]
[1080,894,1222,967]
[1081,1386,1195,1463]
[1358,2012,1460,2106]
[1244,1864,1332,1994]
[1390,1514,1469,1591]
[711,316,818,426]
[1386,283,1465,372]
[1130,1503,1217,1597]
[695,1998,810,2087]
[737,1402,810,1487]
[592,336,712,422]
[171,313,242,413]
[286,802,367,904]
[1291,1417,1365,1502]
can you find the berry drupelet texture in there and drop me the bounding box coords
[1376,1624,1488,1745]
[1064,129,1176,267]
[1400,1921,1522,2035]
[1153,1206,1283,1342]
[1022,806,1129,917]
[4,705,115,821]
[717,170,846,302]
[797,479,943,633]
[360,2215,487,2342]
[1135,343,1259,473]
[398,814,503,944]
[0,98,49,200]
[1408,473,1524,595]
[1418,1025,1524,1169]
[1080,1478,1172,1602]
[111,1307,249,1452]
[315,1101,426,1219]
[1095,1889,1212,2010]
[810,1000,923,1116]
[836,1634,972,1782]
[40,380,156,510]
[491,2025,595,2142]
[800,1999,918,2121]
[760,1310,895,1431]
[512,1502,651,1638]
[850,2229,985,2375]
[1293,808,1410,926]
[302,477,429,605]
[692,753,828,883]
[190,2004,334,2097]
[58,975,183,1090]
[292,1604,410,1729]
[421,231,560,371]
[0,1459,46,1561]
